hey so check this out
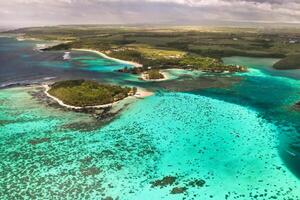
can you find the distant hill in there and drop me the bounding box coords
[0,26,17,32]
[273,55,300,70]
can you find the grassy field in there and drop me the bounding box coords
[48,80,132,107]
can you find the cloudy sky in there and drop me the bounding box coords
[0,0,299,27]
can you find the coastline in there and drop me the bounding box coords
[44,84,153,110]
[72,48,143,68]
[16,35,72,44]
[11,37,142,68]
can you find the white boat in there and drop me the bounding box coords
[63,52,71,60]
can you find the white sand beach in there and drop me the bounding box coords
[72,48,143,68]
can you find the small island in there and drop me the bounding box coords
[46,80,136,108]
[141,69,165,81]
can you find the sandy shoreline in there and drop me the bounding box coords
[72,48,143,68]
[44,84,153,110]
[77,48,171,82]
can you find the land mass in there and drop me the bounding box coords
[7,25,300,58]
[47,80,136,108]
[5,26,300,73]
[4,26,277,73]
[273,55,300,70]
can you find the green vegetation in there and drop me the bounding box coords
[145,69,164,80]
[109,49,144,63]
[179,55,247,72]
[134,44,186,59]
[273,55,300,70]
[6,25,300,71]
[43,42,72,51]
[48,80,133,107]
[179,55,222,68]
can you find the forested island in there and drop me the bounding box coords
[47,80,135,107]
[141,69,165,80]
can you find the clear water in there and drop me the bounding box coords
[0,38,299,199]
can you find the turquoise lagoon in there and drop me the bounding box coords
[0,38,300,199]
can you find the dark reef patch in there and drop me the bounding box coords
[188,179,206,188]
[102,197,114,200]
[60,120,107,132]
[150,176,207,196]
[170,187,187,194]
[80,167,102,176]
[294,102,300,111]
[151,176,177,188]
[0,120,16,126]
[157,76,242,92]
[28,138,50,145]
[79,156,93,165]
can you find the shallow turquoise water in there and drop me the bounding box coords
[0,39,300,199]
[70,54,131,72]
[1,87,299,199]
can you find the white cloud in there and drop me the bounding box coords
[0,0,299,27]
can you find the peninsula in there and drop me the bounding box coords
[273,55,300,70]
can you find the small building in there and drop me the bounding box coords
[289,40,297,44]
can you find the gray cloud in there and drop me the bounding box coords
[0,0,299,27]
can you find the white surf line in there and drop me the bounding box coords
[72,48,143,68]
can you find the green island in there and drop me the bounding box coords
[273,55,300,70]
[47,80,135,107]
[142,69,165,80]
